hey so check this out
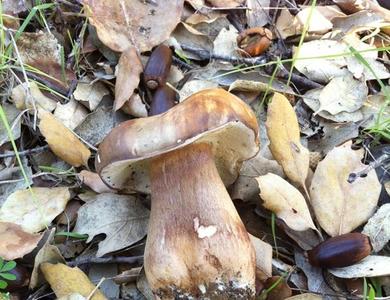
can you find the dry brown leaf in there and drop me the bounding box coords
[266,93,310,188]
[0,187,71,233]
[83,0,184,52]
[73,78,109,111]
[310,142,381,236]
[0,222,42,260]
[78,170,116,194]
[54,100,88,130]
[17,32,76,92]
[114,47,143,111]
[39,110,91,167]
[121,93,148,117]
[249,234,272,281]
[40,263,107,300]
[256,173,316,231]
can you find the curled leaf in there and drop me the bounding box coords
[266,93,309,187]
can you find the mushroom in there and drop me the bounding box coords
[96,88,260,299]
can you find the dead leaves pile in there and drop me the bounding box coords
[1,0,390,298]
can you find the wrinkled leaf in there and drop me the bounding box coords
[73,78,109,111]
[310,142,381,236]
[114,46,143,111]
[41,263,107,300]
[256,173,316,231]
[362,203,390,252]
[266,93,310,187]
[84,0,183,52]
[315,72,367,115]
[74,193,149,257]
[0,187,71,233]
[39,110,91,167]
[54,99,89,130]
[329,255,390,278]
[0,222,42,260]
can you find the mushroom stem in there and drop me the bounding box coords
[145,142,256,299]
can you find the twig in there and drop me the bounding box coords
[67,255,144,266]
[348,152,390,183]
[277,67,323,90]
[0,145,49,159]
[172,56,193,70]
[180,44,268,65]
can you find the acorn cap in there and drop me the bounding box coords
[96,88,259,193]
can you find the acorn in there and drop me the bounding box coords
[143,45,172,90]
[237,27,273,57]
[307,233,372,268]
[149,85,177,116]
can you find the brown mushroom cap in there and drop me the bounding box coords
[96,88,259,193]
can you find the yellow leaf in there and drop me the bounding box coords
[40,263,107,300]
[266,93,309,188]
[256,173,316,231]
[39,110,91,167]
[310,142,381,236]
[0,187,71,233]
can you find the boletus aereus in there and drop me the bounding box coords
[96,88,260,299]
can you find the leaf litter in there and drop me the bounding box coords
[0,0,389,298]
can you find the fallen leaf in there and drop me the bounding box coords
[329,255,390,278]
[230,150,284,201]
[121,93,148,117]
[39,110,91,167]
[362,203,390,252]
[54,99,89,130]
[212,25,238,58]
[275,10,300,39]
[256,173,316,231]
[249,234,272,280]
[246,0,270,28]
[293,40,349,83]
[0,187,71,233]
[0,222,42,260]
[74,193,149,257]
[30,229,66,289]
[17,31,75,92]
[0,103,21,146]
[296,7,333,34]
[11,81,57,112]
[58,294,87,300]
[73,78,109,111]
[114,47,143,111]
[310,142,381,236]
[40,263,107,300]
[75,106,117,146]
[179,80,218,101]
[315,72,367,115]
[266,93,310,188]
[83,0,184,52]
[302,88,364,123]
[78,170,116,194]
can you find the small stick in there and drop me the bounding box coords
[180,44,267,65]
[67,255,144,266]
[0,145,49,159]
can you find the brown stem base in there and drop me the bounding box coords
[145,143,255,299]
